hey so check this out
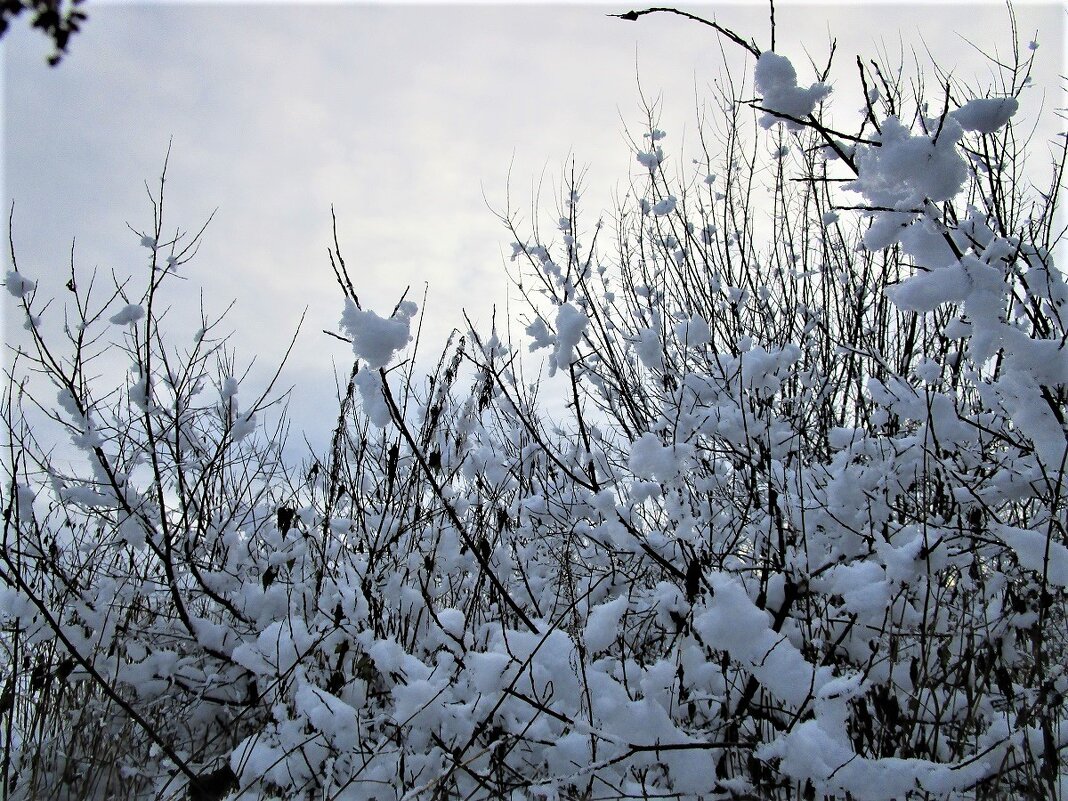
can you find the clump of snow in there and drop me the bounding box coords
[754,51,832,129]
[997,370,1068,467]
[4,270,35,299]
[887,263,970,312]
[631,326,663,369]
[856,116,967,208]
[875,528,926,586]
[583,595,627,653]
[109,304,145,326]
[628,433,694,483]
[355,369,392,428]
[295,682,359,751]
[220,375,239,402]
[56,387,83,422]
[652,196,676,216]
[59,484,111,508]
[899,217,959,269]
[435,608,466,641]
[951,97,1019,134]
[525,317,554,352]
[218,376,256,441]
[848,116,967,248]
[232,618,314,677]
[129,375,152,412]
[552,302,588,375]
[998,525,1068,587]
[230,413,256,442]
[118,514,147,548]
[821,560,889,617]
[673,313,711,347]
[466,650,512,693]
[14,484,36,523]
[340,299,417,369]
[636,147,664,171]
[693,572,826,707]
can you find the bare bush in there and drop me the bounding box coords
[2,7,1065,801]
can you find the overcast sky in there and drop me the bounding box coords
[3,2,1063,455]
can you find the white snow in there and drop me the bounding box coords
[230,413,256,442]
[887,264,970,312]
[4,270,35,298]
[693,572,826,707]
[552,302,588,374]
[295,682,359,751]
[754,51,831,129]
[822,560,890,617]
[628,433,694,483]
[951,97,1019,134]
[848,116,967,249]
[231,618,314,677]
[652,195,677,216]
[339,299,417,369]
[673,313,711,347]
[583,595,627,653]
[636,147,664,171]
[109,303,145,325]
[525,316,555,352]
[631,326,662,369]
[14,484,36,522]
[998,525,1068,587]
[7,18,1064,801]
[58,484,112,508]
[354,368,392,428]
[118,514,147,548]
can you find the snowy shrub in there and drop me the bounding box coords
[2,7,1065,801]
